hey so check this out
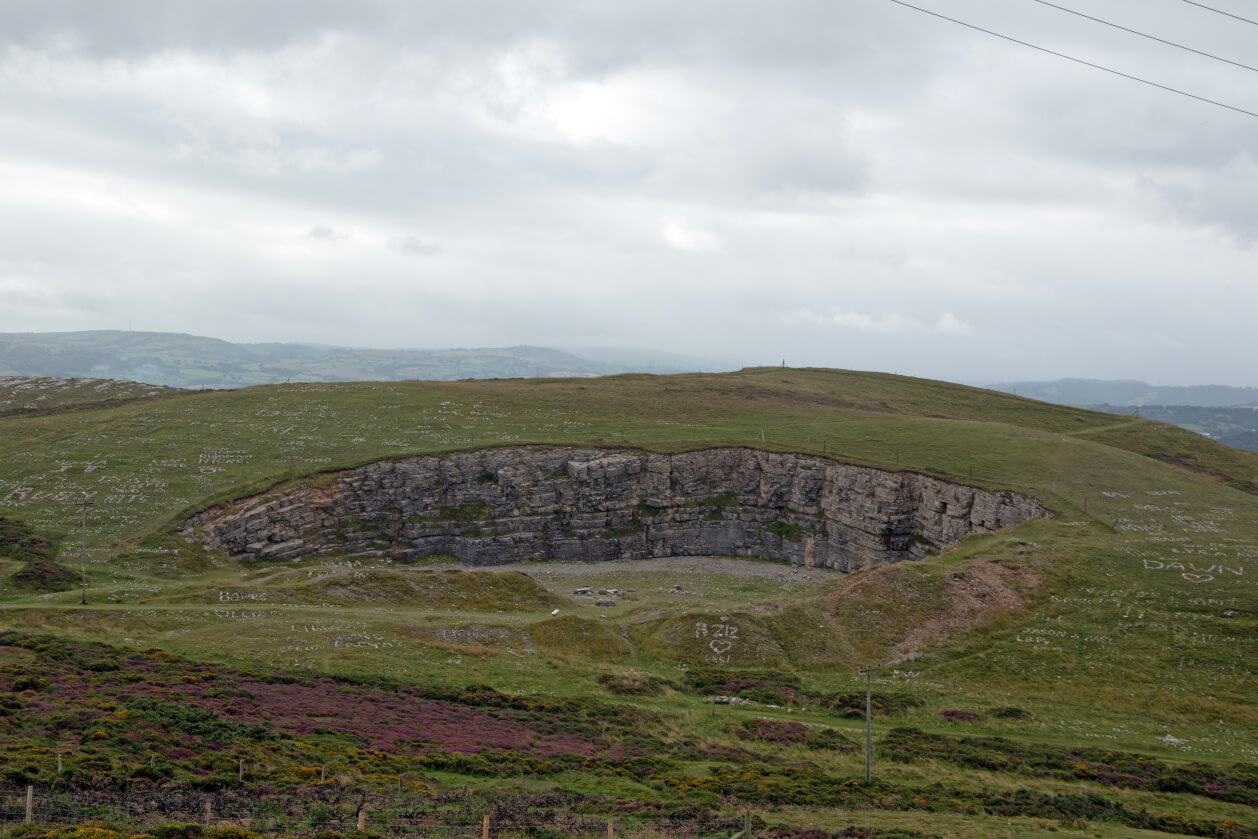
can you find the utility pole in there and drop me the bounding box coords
[79,496,92,605]
[858,664,881,783]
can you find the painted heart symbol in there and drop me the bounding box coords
[709,640,734,654]
[1182,573,1214,583]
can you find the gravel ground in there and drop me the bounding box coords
[467,555,843,582]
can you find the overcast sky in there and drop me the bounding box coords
[1,0,1255,385]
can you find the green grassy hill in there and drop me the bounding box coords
[0,330,651,387]
[0,376,176,414]
[1,367,1256,838]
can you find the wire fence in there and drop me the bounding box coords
[0,785,745,838]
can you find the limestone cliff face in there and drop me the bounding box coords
[185,447,1049,571]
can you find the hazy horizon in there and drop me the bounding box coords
[6,327,1258,394]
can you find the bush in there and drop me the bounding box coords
[203,829,263,839]
[1,766,37,785]
[597,673,671,696]
[125,699,274,744]
[766,522,803,542]
[10,676,45,692]
[881,728,1258,808]
[734,719,857,751]
[990,706,1032,720]
[150,825,203,839]
[8,561,77,593]
[602,519,643,538]
[0,516,61,561]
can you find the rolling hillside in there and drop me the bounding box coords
[0,330,707,388]
[1,367,1256,838]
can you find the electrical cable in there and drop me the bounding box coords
[1182,0,1258,27]
[1029,0,1258,72]
[882,0,1258,119]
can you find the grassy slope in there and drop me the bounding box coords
[1,367,1256,837]
[0,377,179,414]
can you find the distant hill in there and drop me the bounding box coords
[1076,404,1258,452]
[988,377,1258,407]
[986,378,1258,452]
[0,330,708,388]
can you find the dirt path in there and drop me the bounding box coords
[619,627,639,665]
[1069,419,1141,436]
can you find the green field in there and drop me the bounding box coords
[1,368,1256,838]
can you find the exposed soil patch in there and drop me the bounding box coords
[1151,452,1231,482]
[889,559,1042,659]
[821,555,1044,662]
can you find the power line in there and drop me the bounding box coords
[882,0,1258,119]
[1030,0,1258,73]
[1182,0,1258,28]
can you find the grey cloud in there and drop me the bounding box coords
[0,0,384,55]
[2,1,940,74]
[1145,153,1258,243]
[393,234,441,255]
[1,1,1256,386]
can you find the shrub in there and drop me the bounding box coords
[990,706,1032,720]
[820,691,923,719]
[881,728,1258,808]
[734,719,856,751]
[682,670,801,704]
[602,519,643,538]
[125,699,274,744]
[204,829,263,839]
[436,503,493,522]
[150,826,203,839]
[0,516,61,561]
[766,522,802,542]
[597,673,671,696]
[10,676,45,692]
[8,561,77,592]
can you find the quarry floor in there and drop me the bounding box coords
[418,554,843,582]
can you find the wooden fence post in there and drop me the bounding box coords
[24,785,33,824]
[204,800,212,828]
[357,809,366,831]
[607,819,614,839]
[482,813,490,839]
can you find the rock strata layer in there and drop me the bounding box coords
[185,448,1049,571]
